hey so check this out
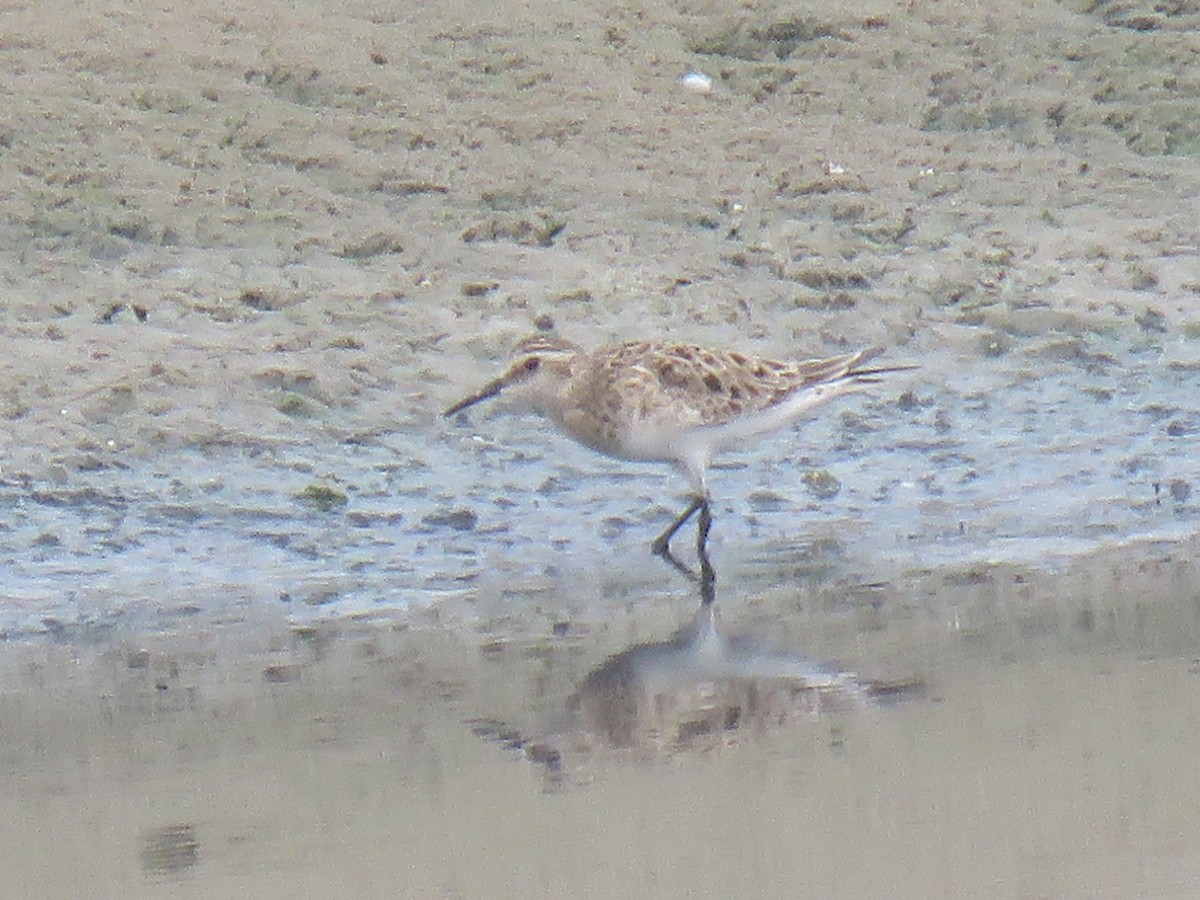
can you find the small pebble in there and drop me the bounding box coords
[421,507,478,531]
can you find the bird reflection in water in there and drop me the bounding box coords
[470,555,922,787]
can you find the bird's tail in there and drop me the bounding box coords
[845,347,918,382]
[798,348,916,386]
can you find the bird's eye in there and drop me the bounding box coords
[524,357,540,372]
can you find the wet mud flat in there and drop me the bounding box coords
[3,534,1200,899]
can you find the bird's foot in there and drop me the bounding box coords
[652,496,716,603]
[650,495,706,557]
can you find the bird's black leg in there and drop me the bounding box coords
[696,498,713,552]
[695,500,715,602]
[652,496,717,604]
[651,495,705,557]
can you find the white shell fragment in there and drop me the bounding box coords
[679,70,714,94]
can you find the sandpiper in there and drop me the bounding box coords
[444,333,912,561]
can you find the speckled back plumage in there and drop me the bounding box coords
[536,339,883,458]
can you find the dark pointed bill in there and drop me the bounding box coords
[443,378,505,417]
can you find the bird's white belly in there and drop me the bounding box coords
[610,419,693,463]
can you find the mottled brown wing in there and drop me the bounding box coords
[614,342,879,430]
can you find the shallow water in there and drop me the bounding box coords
[2,337,1195,638]
[5,326,1199,899]
[3,539,1200,899]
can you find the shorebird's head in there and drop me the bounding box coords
[443,334,580,417]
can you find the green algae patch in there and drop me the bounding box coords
[296,484,348,511]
